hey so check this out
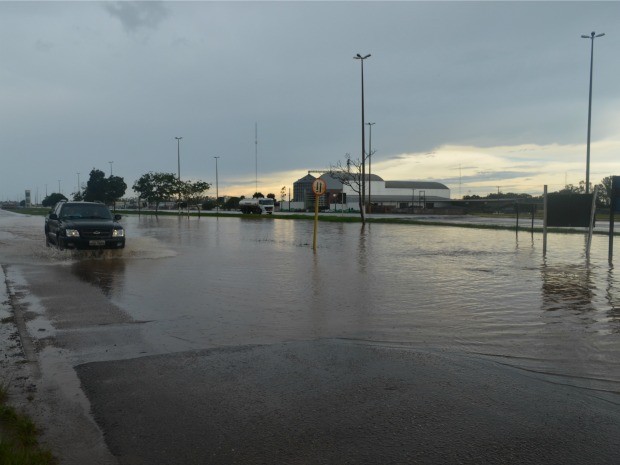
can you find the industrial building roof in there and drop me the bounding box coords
[385,181,449,190]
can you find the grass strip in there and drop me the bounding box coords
[0,382,56,465]
[7,206,620,236]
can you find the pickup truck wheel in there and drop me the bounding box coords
[56,234,65,250]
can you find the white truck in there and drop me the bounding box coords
[239,198,275,214]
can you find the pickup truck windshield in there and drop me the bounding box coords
[60,205,112,220]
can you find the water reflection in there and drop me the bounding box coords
[606,268,620,333]
[71,256,126,296]
[540,262,594,313]
[357,225,368,273]
[16,213,617,392]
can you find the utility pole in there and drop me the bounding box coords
[367,122,375,213]
[214,156,220,213]
[255,123,258,196]
[354,53,371,217]
[175,137,182,214]
[581,31,605,194]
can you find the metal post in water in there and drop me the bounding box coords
[313,193,319,252]
[515,202,519,233]
[609,200,615,264]
[586,185,598,262]
[610,176,618,264]
[543,185,548,257]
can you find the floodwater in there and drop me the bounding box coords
[2,210,620,394]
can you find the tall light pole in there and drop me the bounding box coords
[77,172,80,196]
[366,122,375,214]
[58,180,61,194]
[354,53,371,215]
[214,156,220,213]
[108,161,113,176]
[175,137,182,181]
[581,31,605,194]
[175,137,183,214]
[255,123,258,196]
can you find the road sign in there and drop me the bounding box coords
[312,179,327,195]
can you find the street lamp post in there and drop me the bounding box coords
[175,137,183,214]
[367,122,375,214]
[214,156,220,213]
[109,161,113,176]
[354,53,371,215]
[77,172,80,196]
[175,137,182,181]
[581,31,605,194]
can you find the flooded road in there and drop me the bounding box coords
[1,209,620,464]
[22,212,619,388]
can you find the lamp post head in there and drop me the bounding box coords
[354,53,371,60]
[582,32,605,39]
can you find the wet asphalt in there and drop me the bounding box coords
[2,210,620,464]
[76,339,620,465]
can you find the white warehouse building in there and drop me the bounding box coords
[292,172,452,213]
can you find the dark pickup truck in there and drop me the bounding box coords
[45,201,125,250]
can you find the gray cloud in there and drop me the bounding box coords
[1,1,619,200]
[103,1,168,33]
[35,39,53,53]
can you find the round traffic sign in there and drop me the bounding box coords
[312,179,327,195]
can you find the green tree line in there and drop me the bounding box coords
[40,168,282,213]
[462,176,615,208]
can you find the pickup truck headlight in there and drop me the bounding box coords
[65,229,80,237]
[112,228,125,238]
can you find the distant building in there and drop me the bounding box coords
[293,174,316,203]
[291,171,451,212]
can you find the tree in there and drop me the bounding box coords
[555,183,585,195]
[223,196,240,210]
[83,169,108,202]
[596,176,613,207]
[253,192,265,198]
[329,154,365,223]
[42,193,67,207]
[132,172,178,214]
[82,169,127,206]
[179,180,210,215]
[106,176,128,207]
[267,193,276,200]
[202,199,217,210]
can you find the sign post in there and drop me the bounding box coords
[609,176,620,263]
[312,179,327,251]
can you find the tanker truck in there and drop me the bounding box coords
[239,198,275,214]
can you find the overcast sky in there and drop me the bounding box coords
[2,1,620,202]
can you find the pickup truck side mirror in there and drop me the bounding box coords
[49,213,58,220]
[114,214,122,221]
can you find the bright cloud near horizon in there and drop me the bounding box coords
[1,1,620,201]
